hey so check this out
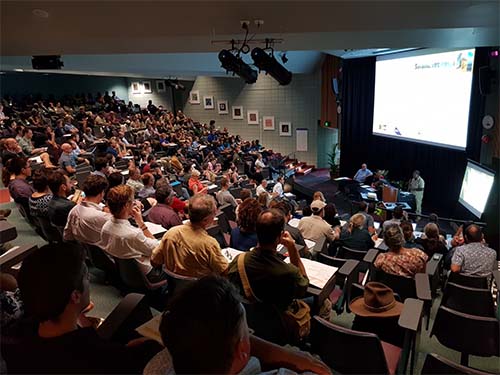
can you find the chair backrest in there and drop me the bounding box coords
[206,225,228,248]
[262,167,270,179]
[372,268,416,301]
[171,183,185,198]
[36,216,63,243]
[220,203,236,222]
[447,272,489,289]
[75,171,90,188]
[442,282,495,318]
[242,300,289,345]
[215,212,231,234]
[115,160,129,171]
[422,353,497,375]
[75,164,92,174]
[229,187,242,199]
[113,257,150,292]
[163,268,197,300]
[431,305,499,358]
[310,316,390,374]
[338,246,368,261]
[318,253,347,269]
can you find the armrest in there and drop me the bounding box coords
[338,259,359,278]
[97,293,150,340]
[363,249,379,264]
[415,273,432,301]
[398,298,424,332]
[426,253,443,276]
[0,244,38,272]
[0,221,17,244]
[307,286,322,297]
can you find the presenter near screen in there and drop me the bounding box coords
[409,170,425,216]
[353,163,373,183]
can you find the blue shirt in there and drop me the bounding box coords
[230,227,258,251]
[59,152,77,170]
[354,168,372,183]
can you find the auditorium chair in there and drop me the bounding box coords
[206,224,229,248]
[85,244,121,288]
[0,243,38,273]
[447,272,490,289]
[75,170,91,188]
[441,282,495,318]
[34,216,63,243]
[219,203,236,222]
[421,353,497,375]
[229,187,242,199]
[163,268,197,301]
[430,305,500,366]
[337,246,369,261]
[310,298,424,374]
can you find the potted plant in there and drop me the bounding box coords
[328,143,340,179]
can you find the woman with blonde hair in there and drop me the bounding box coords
[313,191,326,203]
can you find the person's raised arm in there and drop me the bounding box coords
[281,231,307,278]
[132,204,154,239]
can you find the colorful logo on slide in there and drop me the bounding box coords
[456,52,473,72]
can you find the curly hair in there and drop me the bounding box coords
[237,198,262,233]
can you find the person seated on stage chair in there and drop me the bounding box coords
[450,224,496,277]
[374,224,428,278]
[399,220,424,250]
[382,205,406,233]
[298,200,339,245]
[415,223,447,257]
[353,163,373,183]
[3,244,161,374]
[144,276,330,375]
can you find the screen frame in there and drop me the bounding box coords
[459,159,495,218]
[372,47,476,151]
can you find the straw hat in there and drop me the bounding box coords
[349,282,403,318]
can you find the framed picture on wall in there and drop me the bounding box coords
[247,110,259,125]
[189,90,200,104]
[279,121,292,136]
[131,82,141,94]
[263,116,275,131]
[142,81,152,94]
[204,96,215,109]
[218,100,229,115]
[156,80,166,93]
[232,106,243,120]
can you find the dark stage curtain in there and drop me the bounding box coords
[339,48,489,216]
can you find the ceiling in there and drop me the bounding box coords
[1,1,498,78]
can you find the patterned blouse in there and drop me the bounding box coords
[374,247,428,278]
[0,289,23,328]
[29,193,53,217]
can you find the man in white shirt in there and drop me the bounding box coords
[256,179,269,198]
[272,176,284,198]
[100,185,161,281]
[408,170,425,215]
[255,154,266,169]
[64,175,111,247]
[298,200,339,248]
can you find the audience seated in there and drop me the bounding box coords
[145,276,330,375]
[400,220,424,250]
[152,194,228,277]
[17,128,55,168]
[64,175,111,246]
[382,206,405,232]
[188,169,207,194]
[336,213,375,252]
[100,185,163,282]
[230,198,262,251]
[415,222,447,257]
[228,209,309,312]
[126,167,144,193]
[270,200,309,257]
[47,170,76,229]
[3,244,160,374]
[29,169,52,219]
[138,173,155,199]
[374,224,428,278]
[298,200,339,246]
[323,203,341,227]
[357,201,375,234]
[147,183,182,230]
[5,157,34,210]
[216,177,238,207]
[450,224,496,277]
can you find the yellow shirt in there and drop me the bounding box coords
[152,223,228,278]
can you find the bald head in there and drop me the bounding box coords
[188,194,216,225]
[61,143,72,153]
[464,224,482,243]
[256,209,285,247]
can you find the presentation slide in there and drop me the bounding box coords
[459,161,495,218]
[373,49,475,149]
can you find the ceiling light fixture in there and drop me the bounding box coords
[251,47,292,85]
[218,49,258,84]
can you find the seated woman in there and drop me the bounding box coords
[188,169,207,195]
[416,223,448,257]
[400,220,424,250]
[374,224,428,278]
[230,198,262,251]
[29,169,53,219]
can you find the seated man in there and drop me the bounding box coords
[382,205,405,233]
[147,183,182,230]
[17,128,55,168]
[3,244,160,374]
[451,224,496,277]
[144,276,330,375]
[47,170,76,229]
[64,175,111,247]
[59,143,88,175]
[228,209,309,312]
[216,177,238,207]
[336,213,375,252]
[151,194,228,278]
[270,200,309,257]
[353,163,373,183]
[298,200,339,247]
[100,185,161,282]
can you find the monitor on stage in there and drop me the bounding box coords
[372,48,476,150]
[459,160,495,218]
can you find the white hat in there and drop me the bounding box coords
[311,200,326,212]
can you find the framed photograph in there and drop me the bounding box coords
[131,82,141,94]
[279,121,292,136]
[156,80,166,93]
[232,106,243,120]
[142,81,152,94]
[218,100,229,115]
[189,90,200,104]
[247,110,259,125]
[263,116,275,131]
[204,96,215,109]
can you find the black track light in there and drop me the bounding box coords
[218,49,258,84]
[251,47,292,85]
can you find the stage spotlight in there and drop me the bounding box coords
[281,53,288,64]
[251,47,292,85]
[218,49,258,84]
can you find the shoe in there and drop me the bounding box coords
[0,209,12,218]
